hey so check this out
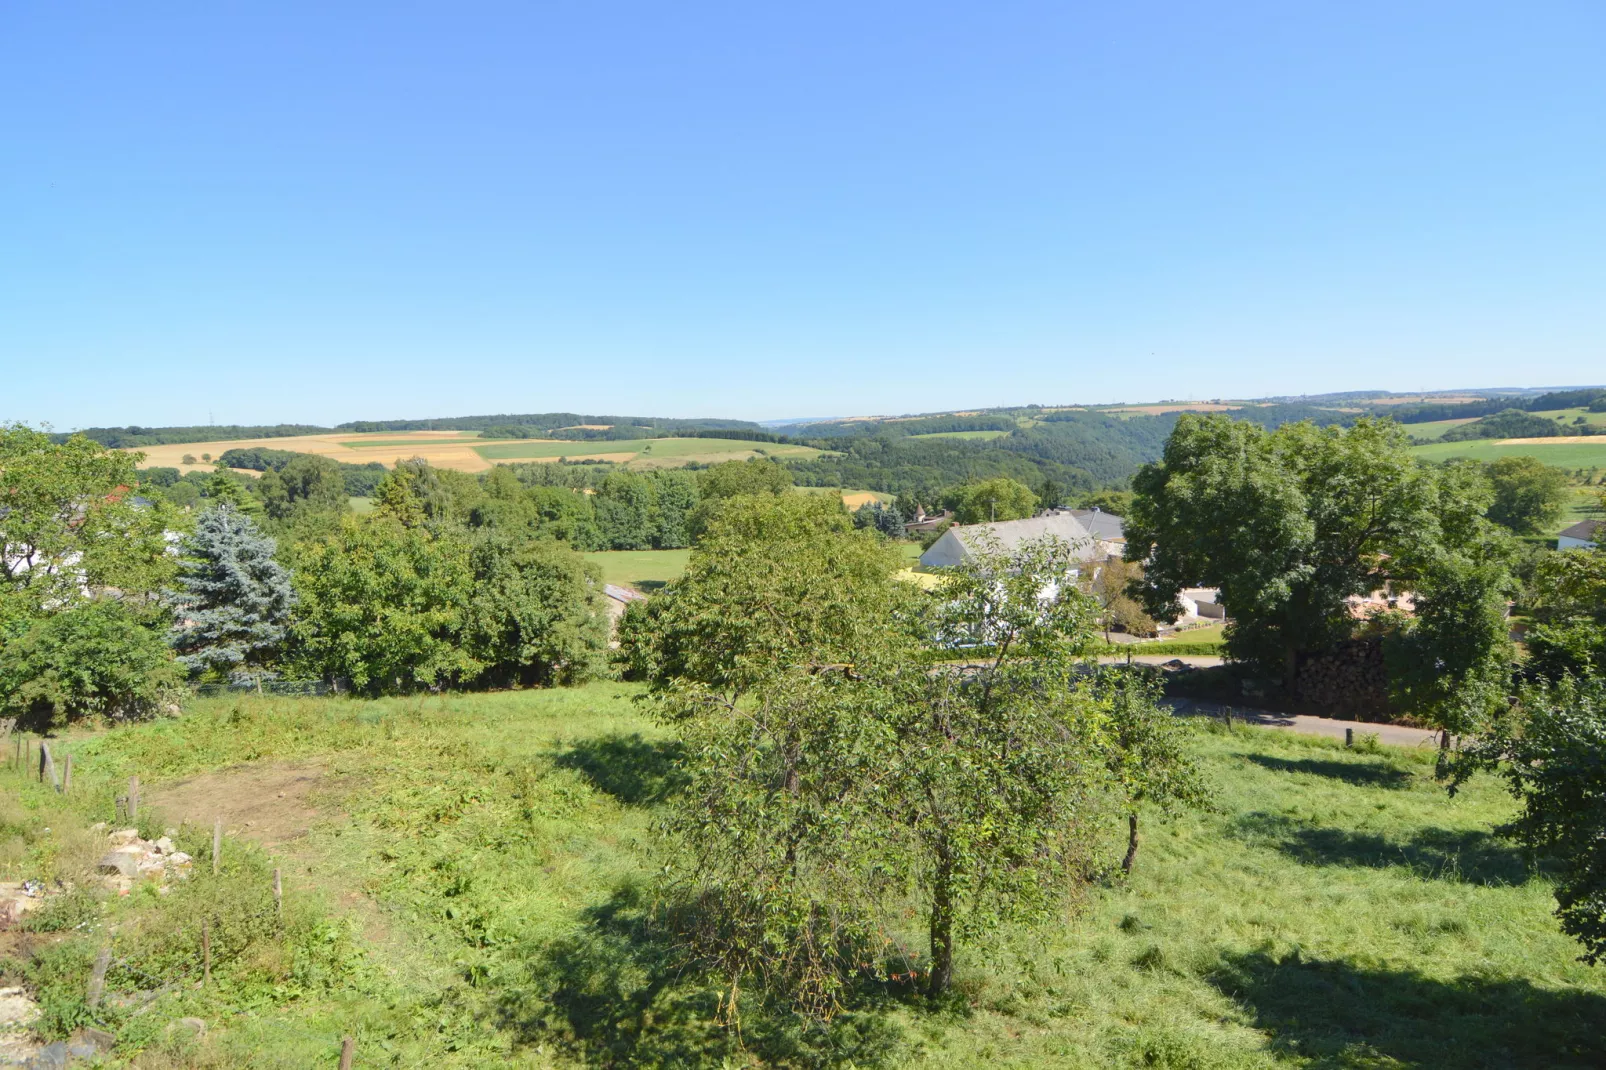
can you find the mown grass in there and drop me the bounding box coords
[12,685,1606,1067]
[582,548,692,590]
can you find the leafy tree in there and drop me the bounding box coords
[0,600,180,728]
[653,526,1119,1011]
[288,517,477,693]
[945,477,1037,524]
[1080,557,1155,639]
[461,535,608,686]
[594,470,656,550]
[1126,416,1499,690]
[893,536,1104,996]
[1485,456,1570,534]
[1524,546,1606,679]
[1384,550,1515,756]
[1442,409,1562,441]
[1091,666,1208,873]
[261,454,348,521]
[1455,675,1606,962]
[634,494,905,696]
[0,425,177,635]
[202,464,261,515]
[168,506,296,683]
[852,500,905,537]
[1077,489,1134,516]
[697,457,793,500]
[652,470,700,549]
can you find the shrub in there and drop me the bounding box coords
[0,601,181,728]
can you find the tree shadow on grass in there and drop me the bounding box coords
[1240,753,1415,789]
[1207,948,1606,1069]
[495,882,906,1068]
[553,733,687,806]
[1230,812,1535,886]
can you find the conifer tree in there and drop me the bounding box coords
[169,505,295,683]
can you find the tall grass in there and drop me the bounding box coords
[11,685,1604,1067]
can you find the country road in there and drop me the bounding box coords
[1093,653,1441,747]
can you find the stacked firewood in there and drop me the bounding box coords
[1294,638,1389,716]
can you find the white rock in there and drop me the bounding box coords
[108,829,141,847]
[153,837,175,855]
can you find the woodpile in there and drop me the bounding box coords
[1294,638,1389,717]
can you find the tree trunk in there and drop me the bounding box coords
[1122,812,1139,874]
[1283,644,1299,693]
[926,851,955,998]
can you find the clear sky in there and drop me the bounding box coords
[3,2,1603,429]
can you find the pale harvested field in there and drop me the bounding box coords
[1498,435,1605,445]
[126,431,494,473]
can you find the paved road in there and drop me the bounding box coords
[1166,698,1440,748]
[1097,653,1225,669]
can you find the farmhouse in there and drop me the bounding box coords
[1557,519,1601,550]
[919,510,1122,569]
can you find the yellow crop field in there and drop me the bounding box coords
[125,431,494,473]
[126,431,829,475]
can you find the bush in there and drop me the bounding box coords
[0,601,181,728]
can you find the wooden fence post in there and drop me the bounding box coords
[1346,728,1354,748]
[213,816,223,876]
[128,776,140,824]
[39,744,57,791]
[86,947,112,1010]
[339,1036,355,1070]
[273,868,283,921]
[62,754,71,793]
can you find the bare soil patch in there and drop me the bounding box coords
[145,761,335,849]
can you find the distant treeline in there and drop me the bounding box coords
[59,425,333,448]
[1386,388,1606,425]
[340,413,760,435]
[213,447,389,495]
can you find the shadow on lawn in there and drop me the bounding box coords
[1230,812,1534,886]
[1208,948,1606,1069]
[1241,753,1415,789]
[496,883,906,1068]
[554,733,687,806]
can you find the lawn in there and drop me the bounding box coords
[473,437,825,466]
[11,684,1605,1067]
[582,548,691,590]
[1410,439,1606,468]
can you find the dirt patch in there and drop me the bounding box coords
[145,761,334,849]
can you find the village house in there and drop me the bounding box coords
[1558,519,1601,550]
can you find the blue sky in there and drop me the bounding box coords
[3,2,1603,429]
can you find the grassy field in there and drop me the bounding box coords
[1410,439,1606,468]
[908,430,1010,441]
[8,684,1603,1067]
[581,549,691,590]
[473,437,826,467]
[1401,417,1480,441]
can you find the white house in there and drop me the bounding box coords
[1558,519,1601,550]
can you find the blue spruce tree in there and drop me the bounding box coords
[169,505,296,684]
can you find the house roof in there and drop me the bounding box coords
[950,512,1101,557]
[1559,519,1602,542]
[603,583,649,604]
[1067,508,1125,542]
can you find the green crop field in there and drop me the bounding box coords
[20,684,1602,1067]
[1402,417,1480,441]
[581,548,691,590]
[909,429,1010,441]
[1410,439,1606,467]
[472,436,826,465]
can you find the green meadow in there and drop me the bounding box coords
[10,684,1603,1067]
[1409,439,1606,468]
